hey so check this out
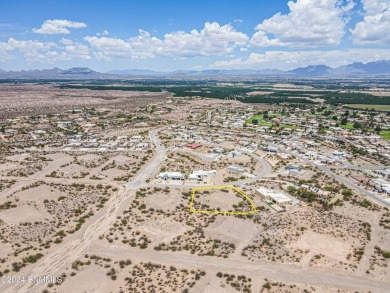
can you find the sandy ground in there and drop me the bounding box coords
[0,97,389,292]
[0,83,168,120]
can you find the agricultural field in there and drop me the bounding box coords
[347,104,390,111]
[380,131,390,140]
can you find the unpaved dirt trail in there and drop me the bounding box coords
[87,243,390,293]
[0,156,72,200]
[1,185,131,293]
[0,128,166,293]
[357,213,381,278]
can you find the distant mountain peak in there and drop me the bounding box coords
[289,65,333,76]
[62,67,96,74]
[1,60,390,78]
[335,60,390,75]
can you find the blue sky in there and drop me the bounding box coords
[0,0,389,71]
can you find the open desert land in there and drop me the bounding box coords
[0,83,169,120]
[0,83,389,293]
[5,181,388,293]
[1,163,389,293]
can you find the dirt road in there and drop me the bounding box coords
[0,128,166,293]
[89,242,390,293]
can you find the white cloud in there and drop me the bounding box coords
[7,37,55,51]
[84,36,140,59]
[0,40,13,51]
[5,38,56,62]
[350,0,390,45]
[33,19,87,35]
[250,0,355,48]
[85,22,248,59]
[42,51,71,63]
[94,51,112,61]
[60,38,73,45]
[0,38,90,63]
[213,49,390,70]
[0,41,13,61]
[64,43,91,60]
[96,30,109,36]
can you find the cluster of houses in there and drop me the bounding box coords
[300,150,352,163]
[263,141,352,165]
[168,124,259,155]
[63,135,149,152]
[1,106,156,152]
[208,111,251,129]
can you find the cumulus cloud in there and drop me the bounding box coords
[33,19,87,35]
[8,38,73,63]
[213,48,390,70]
[350,0,390,45]
[64,43,91,60]
[41,51,70,63]
[60,38,73,45]
[85,22,248,59]
[250,0,355,48]
[7,37,55,51]
[96,30,109,36]
[5,38,57,62]
[0,41,14,61]
[94,51,112,61]
[0,37,90,63]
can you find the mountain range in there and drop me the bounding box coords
[1,60,390,79]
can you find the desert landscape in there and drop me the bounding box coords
[0,82,389,293]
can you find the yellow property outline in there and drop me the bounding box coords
[189,185,257,215]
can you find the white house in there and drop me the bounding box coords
[264,146,278,153]
[157,172,184,181]
[188,170,216,181]
[135,142,149,150]
[255,187,292,206]
[131,135,142,142]
[332,150,352,161]
[209,148,224,154]
[227,165,246,173]
[231,122,243,128]
[225,151,241,158]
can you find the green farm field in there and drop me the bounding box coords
[380,131,390,140]
[347,104,390,111]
